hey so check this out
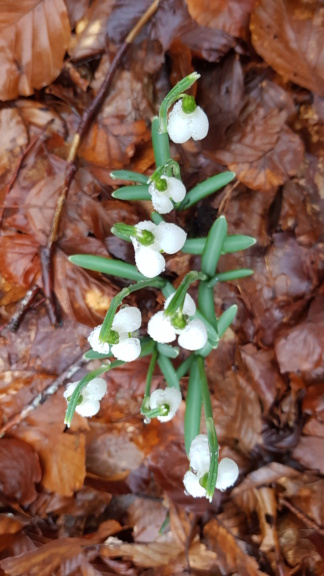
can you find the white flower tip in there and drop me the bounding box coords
[147,311,176,344]
[183,470,207,498]
[88,325,110,355]
[167,100,209,144]
[112,306,142,333]
[216,458,239,491]
[154,222,187,254]
[134,245,166,278]
[149,387,182,422]
[178,318,208,351]
[111,337,141,362]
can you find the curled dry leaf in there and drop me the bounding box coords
[0,438,41,505]
[250,0,324,97]
[0,234,40,289]
[0,0,70,101]
[186,0,257,40]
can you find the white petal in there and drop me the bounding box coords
[178,318,208,351]
[147,311,176,343]
[164,176,186,203]
[83,377,107,401]
[112,306,142,333]
[183,471,207,498]
[189,434,210,477]
[216,458,239,491]
[63,382,79,399]
[135,220,156,233]
[167,100,192,144]
[154,222,187,254]
[164,292,196,316]
[111,338,141,362]
[149,387,182,422]
[150,187,174,214]
[75,398,101,418]
[134,245,165,278]
[190,107,209,141]
[88,325,111,354]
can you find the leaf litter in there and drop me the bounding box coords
[0,0,324,574]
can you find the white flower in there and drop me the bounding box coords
[147,293,207,351]
[64,377,107,418]
[131,221,187,278]
[183,434,239,499]
[148,176,186,214]
[167,100,209,144]
[88,306,142,362]
[149,387,182,422]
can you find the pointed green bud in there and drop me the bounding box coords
[182,95,197,114]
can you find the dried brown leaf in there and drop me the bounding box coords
[11,394,86,496]
[278,514,324,574]
[186,0,256,40]
[0,0,70,101]
[0,438,41,505]
[213,107,304,192]
[275,295,324,377]
[101,535,182,568]
[203,518,264,575]
[250,0,324,97]
[0,234,40,289]
[292,436,324,475]
[0,108,28,187]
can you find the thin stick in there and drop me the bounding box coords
[37,0,159,325]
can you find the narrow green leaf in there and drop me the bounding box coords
[182,238,205,255]
[179,172,235,211]
[157,354,180,390]
[201,215,228,276]
[110,170,149,184]
[157,343,179,358]
[69,255,145,281]
[176,355,194,379]
[223,235,256,253]
[112,185,150,201]
[151,211,164,225]
[207,269,254,287]
[184,359,202,455]
[83,350,111,360]
[217,305,238,338]
[182,234,256,256]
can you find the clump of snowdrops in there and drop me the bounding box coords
[64,73,255,501]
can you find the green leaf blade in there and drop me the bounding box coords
[112,185,150,201]
[110,170,149,184]
[69,255,145,281]
[179,172,235,211]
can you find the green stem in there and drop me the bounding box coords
[64,364,111,427]
[158,72,200,133]
[157,354,180,390]
[144,346,158,398]
[164,271,207,317]
[152,117,170,167]
[184,359,202,455]
[176,354,194,379]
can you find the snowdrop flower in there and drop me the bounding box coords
[131,221,187,278]
[167,97,209,144]
[183,434,239,499]
[147,293,207,351]
[64,377,107,418]
[149,387,182,422]
[148,176,186,214]
[88,306,141,362]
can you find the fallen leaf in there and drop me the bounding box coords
[250,0,324,97]
[292,436,324,475]
[0,108,28,187]
[101,535,182,568]
[0,0,70,100]
[0,438,41,505]
[186,0,257,40]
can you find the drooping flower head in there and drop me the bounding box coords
[131,221,187,278]
[148,176,186,214]
[147,292,207,351]
[167,95,209,144]
[64,377,107,418]
[183,434,239,499]
[149,387,182,422]
[88,306,142,362]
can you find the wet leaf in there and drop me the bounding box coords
[186,0,257,40]
[0,438,41,505]
[0,0,70,100]
[251,0,324,97]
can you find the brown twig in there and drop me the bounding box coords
[37,0,160,325]
[0,352,86,437]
